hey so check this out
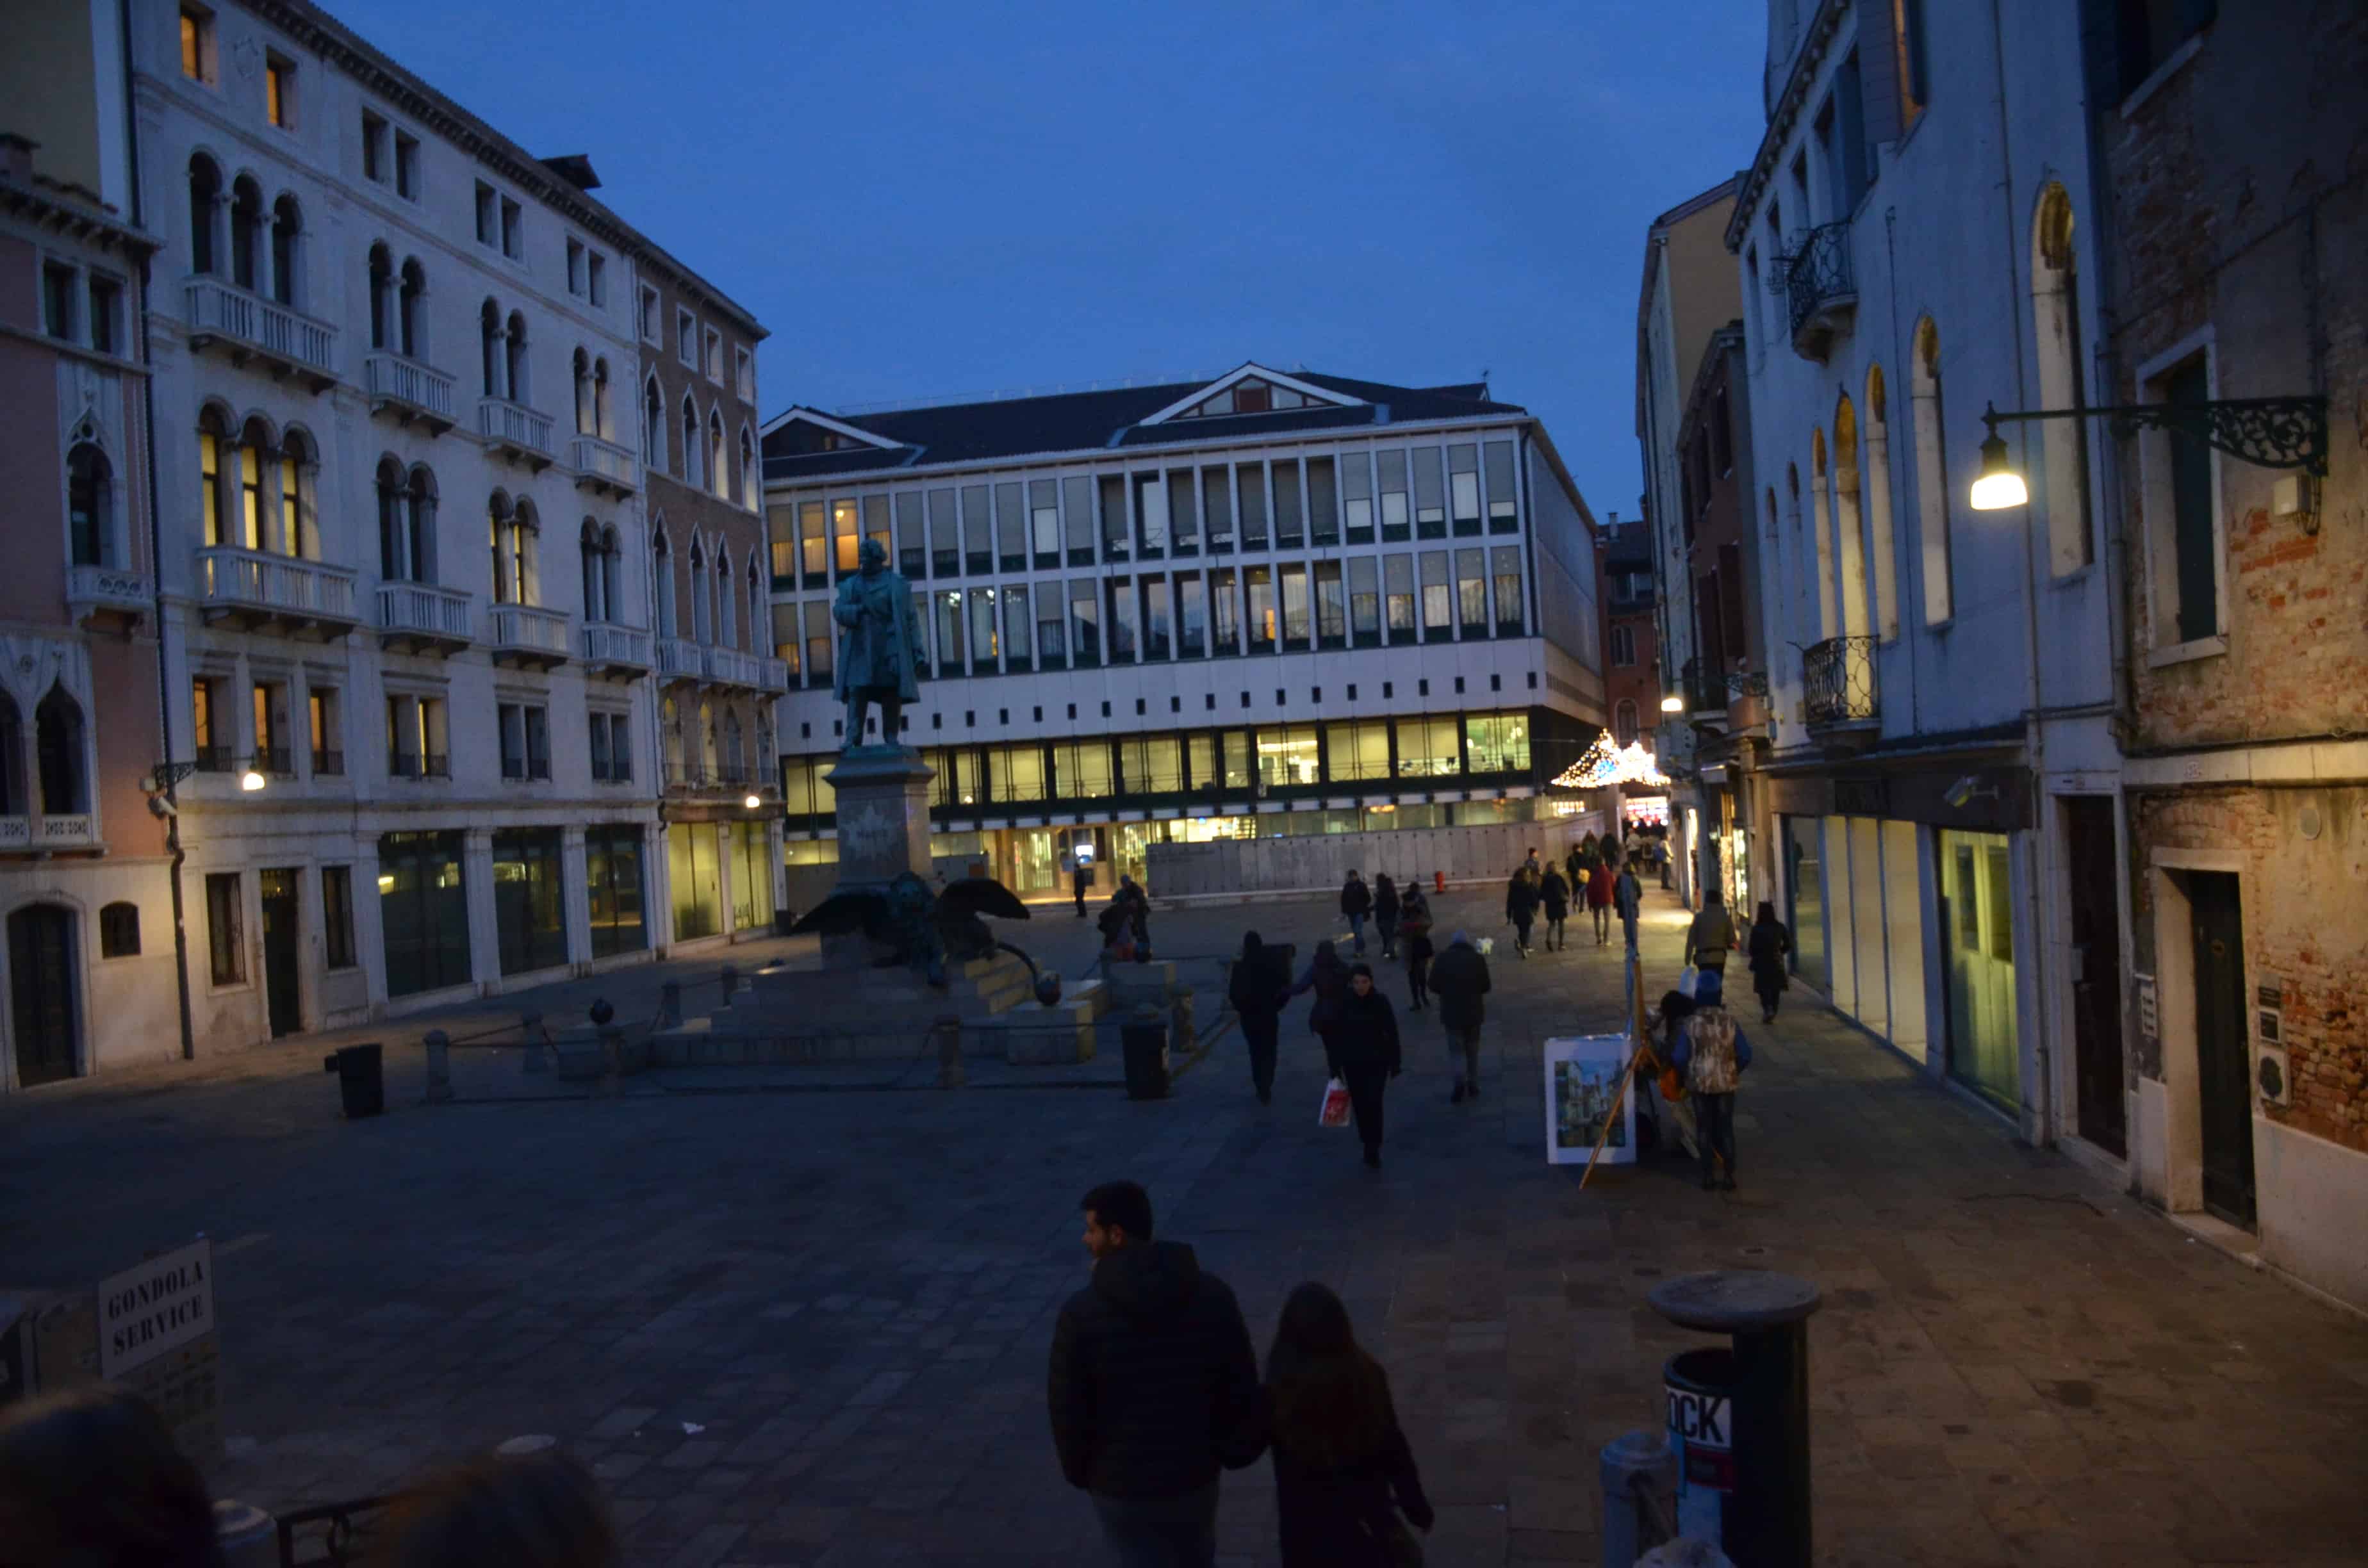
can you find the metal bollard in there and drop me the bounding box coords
[596,1022,623,1095]
[933,1014,964,1088]
[718,963,739,1009]
[657,980,682,1028]
[519,1010,547,1075]
[213,1501,278,1568]
[422,1029,452,1103]
[1600,1430,1677,1568]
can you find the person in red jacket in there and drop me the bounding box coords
[1586,856,1618,945]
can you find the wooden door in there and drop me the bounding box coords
[2063,798,2126,1156]
[2189,872,2255,1228]
[8,904,78,1086]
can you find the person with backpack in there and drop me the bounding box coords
[1670,970,1754,1191]
[1118,874,1152,961]
[1257,1282,1434,1565]
[1399,889,1435,1012]
[1230,931,1292,1105]
[1339,870,1372,956]
[1538,864,1572,952]
[1372,874,1401,961]
[1504,865,1540,959]
[1290,940,1352,1078]
[1427,930,1492,1104]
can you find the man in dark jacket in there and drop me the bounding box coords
[1338,870,1372,956]
[1073,857,1093,919]
[1228,931,1290,1104]
[1049,1180,1263,1566]
[1504,867,1540,958]
[1427,930,1492,1104]
[1335,965,1402,1169]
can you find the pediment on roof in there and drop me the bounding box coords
[757,407,904,455]
[1136,364,1365,426]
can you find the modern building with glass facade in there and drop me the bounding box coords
[763,364,1607,896]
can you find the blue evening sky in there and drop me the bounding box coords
[354,3,1769,523]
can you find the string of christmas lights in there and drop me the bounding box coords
[1550,735,1670,790]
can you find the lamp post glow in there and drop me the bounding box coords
[1659,693,1685,714]
[238,763,267,792]
[743,792,762,810]
[1969,428,2029,511]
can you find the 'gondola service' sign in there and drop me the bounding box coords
[97,1238,213,1380]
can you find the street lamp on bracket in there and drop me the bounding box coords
[1970,393,2329,512]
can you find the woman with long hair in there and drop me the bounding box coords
[0,1386,225,1568]
[1399,888,1435,1011]
[1263,1282,1433,1565]
[1290,939,1352,1077]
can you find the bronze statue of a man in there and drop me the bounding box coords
[832,538,924,747]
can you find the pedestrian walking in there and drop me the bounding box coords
[1683,885,1737,976]
[1670,971,1753,1191]
[1565,844,1584,894]
[1429,929,1492,1104]
[1747,900,1793,1024]
[1539,865,1571,951]
[1656,835,1673,890]
[1523,845,1542,879]
[376,1447,620,1568]
[1340,870,1372,956]
[1049,1181,1265,1567]
[1587,856,1617,946]
[1400,890,1435,1012]
[1074,857,1093,919]
[1230,931,1291,1105]
[1504,865,1540,958]
[1258,1282,1434,1567]
[1613,856,1644,955]
[0,1385,226,1568]
[1098,899,1137,965]
[1290,940,1353,1077]
[1335,965,1402,1168]
[1373,874,1401,960]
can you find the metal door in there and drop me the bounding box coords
[260,868,302,1038]
[2189,872,2255,1228]
[7,904,78,1086]
[2063,798,2126,1156]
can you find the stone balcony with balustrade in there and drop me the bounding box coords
[195,546,359,639]
[489,602,571,671]
[375,581,473,657]
[477,397,555,470]
[655,635,702,684]
[66,563,154,630]
[363,353,458,435]
[570,433,637,498]
[582,622,652,681]
[184,277,338,392]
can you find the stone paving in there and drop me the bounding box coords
[4,889,2365,1566]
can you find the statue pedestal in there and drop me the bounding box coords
[820,746,936,972]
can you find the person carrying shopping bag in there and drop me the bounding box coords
[1256,1282,1433,1567]
[1333,965,1402,1168]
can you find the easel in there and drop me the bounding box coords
[1579,951,1661,1189]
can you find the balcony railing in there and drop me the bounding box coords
[0,817,26,847]
[702,644,763,689]
[363,352,457,432]
[476,397,554,465]
[375,582,472,654]
[38,814,94,847]
[666,762,759,792]
[184,277,338,388]
[1803,635,1879,727]
[488,602,571,669]
[570,433,637,495]
[390,753,450,780]
[195,546,358,633]
[194,746,232,773]
[655,636,702,682]
[1780,222,1857,362]
[582,622,652,676]
[312,747,344,777]
[66,563,153,625]
[758,655,791,691]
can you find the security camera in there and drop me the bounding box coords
[1943,776,1995,810]
[147,794,178,819]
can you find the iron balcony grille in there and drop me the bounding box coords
[1802,635,1878,725]
[1782,221,1854,341]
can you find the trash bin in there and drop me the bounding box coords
[1663,1345,1738,1545]
[1121,1007,1169,1100]
[322,1043,384,1119]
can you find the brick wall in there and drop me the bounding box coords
[2130,787,2367,1154]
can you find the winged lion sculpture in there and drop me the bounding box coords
[790,870,1060,1003]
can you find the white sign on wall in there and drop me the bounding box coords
[97,1238,214,1380]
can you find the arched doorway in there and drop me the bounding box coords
[8,903,79,1086]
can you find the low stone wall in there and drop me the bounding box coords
[1146,813,1606,899]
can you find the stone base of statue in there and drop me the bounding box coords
[818,745,935,972]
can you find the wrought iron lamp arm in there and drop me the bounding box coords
[1980,396,2327,477]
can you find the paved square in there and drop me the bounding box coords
[6,889,2365,1565]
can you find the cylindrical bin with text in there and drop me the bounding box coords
[1663,1346,1738,1544]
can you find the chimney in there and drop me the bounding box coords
[0,133,38,186]
[539,154,600,192]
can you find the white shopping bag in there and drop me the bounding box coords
[1318,1077,1352,1127]
[1476,936,1495,956]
